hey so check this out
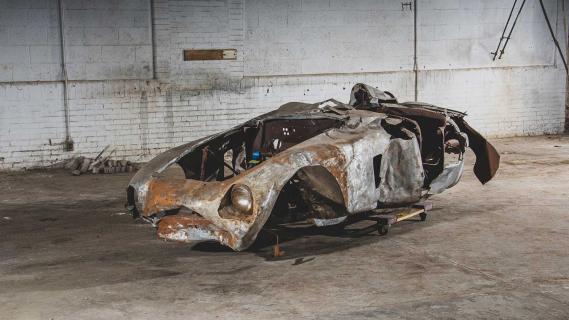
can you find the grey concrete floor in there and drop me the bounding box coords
[1,135,569,319]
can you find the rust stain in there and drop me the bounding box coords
[143,178,187,216]
[157,214,236,247]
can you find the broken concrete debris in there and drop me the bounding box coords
[64,146,139,175]
[66,156,136,176]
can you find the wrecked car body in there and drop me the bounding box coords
[127,83,500,251]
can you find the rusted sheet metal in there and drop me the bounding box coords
[127,84,500,251]
[455,119,500,184]
[157,214,235,247]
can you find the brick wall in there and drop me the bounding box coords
[63,0,153,80]
[0,0,62,81]
[244,0,415,75]
[0,0,152,82]
[0,0,567,170]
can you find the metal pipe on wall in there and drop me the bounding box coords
[149,0,157,79]
[561,0,569,60]
[58,0,73,151]
[555,0,569,72]
[538,0,567,72]
[561,0,569,132]
[413,0,418,101]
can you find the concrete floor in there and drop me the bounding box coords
[1,135,569,319]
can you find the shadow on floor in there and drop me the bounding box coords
[191,213,430,261]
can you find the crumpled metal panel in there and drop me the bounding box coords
[128,135,213,214]
[428,160,465,194]
[311,216,347,227]
[378,137,425,204]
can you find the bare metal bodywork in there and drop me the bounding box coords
[127,84,499,251]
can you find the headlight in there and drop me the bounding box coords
[230,184,253,213]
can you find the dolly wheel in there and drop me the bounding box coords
[420,212,427,221]
[378,223,390,236]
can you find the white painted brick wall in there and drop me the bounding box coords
[0,0,62,81]
[0,0,567,170]
[63,0,153,80]
[418,0,557,69]
[162,0,244,88]
[244,0,415,75]
[0,0,153,81]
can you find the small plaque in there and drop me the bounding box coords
[183,49,237,61]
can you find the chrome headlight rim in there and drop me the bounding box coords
[230,184,253,214]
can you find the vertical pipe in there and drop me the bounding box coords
[561,0,569,56]
[554,0,560,66]
[563,0,568,71]
[561,0,569,132]
[492,0,518,61]
[149,0,157,79]
[58,0,73,151]
[413,0,418,101]
[498,0,527,59]
[538,0,567,72]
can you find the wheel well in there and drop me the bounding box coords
[268,165,347,225]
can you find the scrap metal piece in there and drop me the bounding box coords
[428,160,465,194]
[311,216,347,227]
[157,214,232,245]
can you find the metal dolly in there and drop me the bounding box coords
[368,202,432,236]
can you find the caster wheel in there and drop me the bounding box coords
[378,224,390,236]
[420,212,427,221]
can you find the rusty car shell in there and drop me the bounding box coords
[127,83,500,251]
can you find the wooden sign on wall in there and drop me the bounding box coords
[183,49,237,61]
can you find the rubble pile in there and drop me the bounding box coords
[64,148,138,176]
